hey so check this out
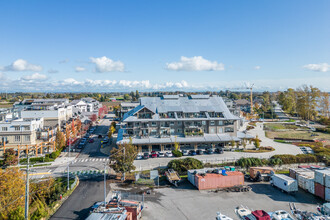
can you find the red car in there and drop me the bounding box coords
[151,151,158,158]
[89,138,94,143]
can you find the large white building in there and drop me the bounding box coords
[117,95,252,152]
[20,103,72,127]
[0,118,44,147]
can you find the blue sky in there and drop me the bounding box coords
[0,0,329,92]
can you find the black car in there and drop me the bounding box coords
[98,134,103,138]
[143,152,150,159]
[189,150,197,156]
[196,149,204,155]
[215,148,224,154]
[205,148,214,154]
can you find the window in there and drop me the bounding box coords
[225,127,234,132]
[210,121,215,126]
[24,136,30,141]
[170,122,174,126]
[24,126,30,131]
[177,121,182,126]
[15,135,21,142]
[14,126,20,131]
[218,128,223,133]
[210,128,215,134]
[2,127,7,131]
[202,121,206,125]
[218,121,223,126]
[151,122,157,127]
[150,129,157,136]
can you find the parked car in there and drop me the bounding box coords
[158,152,165,157]
[181,150,189,156]
[89,138,94,143]
[215,148,224,154]
[189,150,197,156]
[151,151,158,158]
[165,152,173,157]
[136,154,143,160]
[205,148,214,154]
[143,152,150,159]
[103,138,109,144]
[196,149,204,155]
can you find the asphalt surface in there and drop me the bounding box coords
[50,177,112,220]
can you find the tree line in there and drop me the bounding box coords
[278,85,330,121]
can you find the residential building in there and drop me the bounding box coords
[119,102,140,119]
[117,95,251,153]
[234,99,251,112]
[71,100,88,113]
[20,103,72,127]
[0,118,44,146]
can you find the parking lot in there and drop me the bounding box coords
[142,180,323,220]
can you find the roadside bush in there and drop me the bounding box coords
[235,157,266,168]
[167,158,203,174]
[270,154,297,164]
[172,150,182,157]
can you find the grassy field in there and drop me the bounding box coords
[264,123,303,131]
[0,103,13,108]
[266,130,330,140]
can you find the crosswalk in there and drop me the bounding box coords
[73,158,109,163]
[65,169,108,176]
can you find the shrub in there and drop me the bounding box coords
[167,158,203,174]
[172,150,182,157]
[235,157,266,168]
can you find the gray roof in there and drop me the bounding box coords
[86,212,127,220]
[123,96,240,122]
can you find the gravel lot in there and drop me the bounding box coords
[142,180,323,220]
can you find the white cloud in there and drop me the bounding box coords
[90,56,125,72]
[303,63,330,72]
[75,66,86,72]
[21,73,48,81]
[166,56,224,71]
[254,66,261,70]
[0,72,6,80]
[3,59,42,71]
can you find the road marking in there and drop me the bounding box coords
[29,172,51,176]
[92,159,95,161]
[48,170,51,173]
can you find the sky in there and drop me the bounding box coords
[0,0,330,92]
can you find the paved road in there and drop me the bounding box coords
[32,117,112,178]
[50,177,112,220]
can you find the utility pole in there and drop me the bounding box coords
[123,146,125,181]
[67,162,70,191]
[25,155,30,220]
[104,163,106,207]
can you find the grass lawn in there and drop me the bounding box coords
[264,123,303,131]
[266,130,330,140]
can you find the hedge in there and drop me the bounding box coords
[172,150,183,157]
[167,158,203,174]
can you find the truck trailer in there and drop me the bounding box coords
[270,174,298,193]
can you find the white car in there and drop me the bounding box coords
[136,154,143,160]
[165,152,173,157]
[271,210,294,220]
[158,152,165,157]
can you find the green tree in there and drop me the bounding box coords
[55,127,66,150]
[3,148,18,166]
[254,135,260,148]
[230,140,235,147]
[109,140,137,180]
[123,94,130,101]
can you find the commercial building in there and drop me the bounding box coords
[117,95,251,152]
